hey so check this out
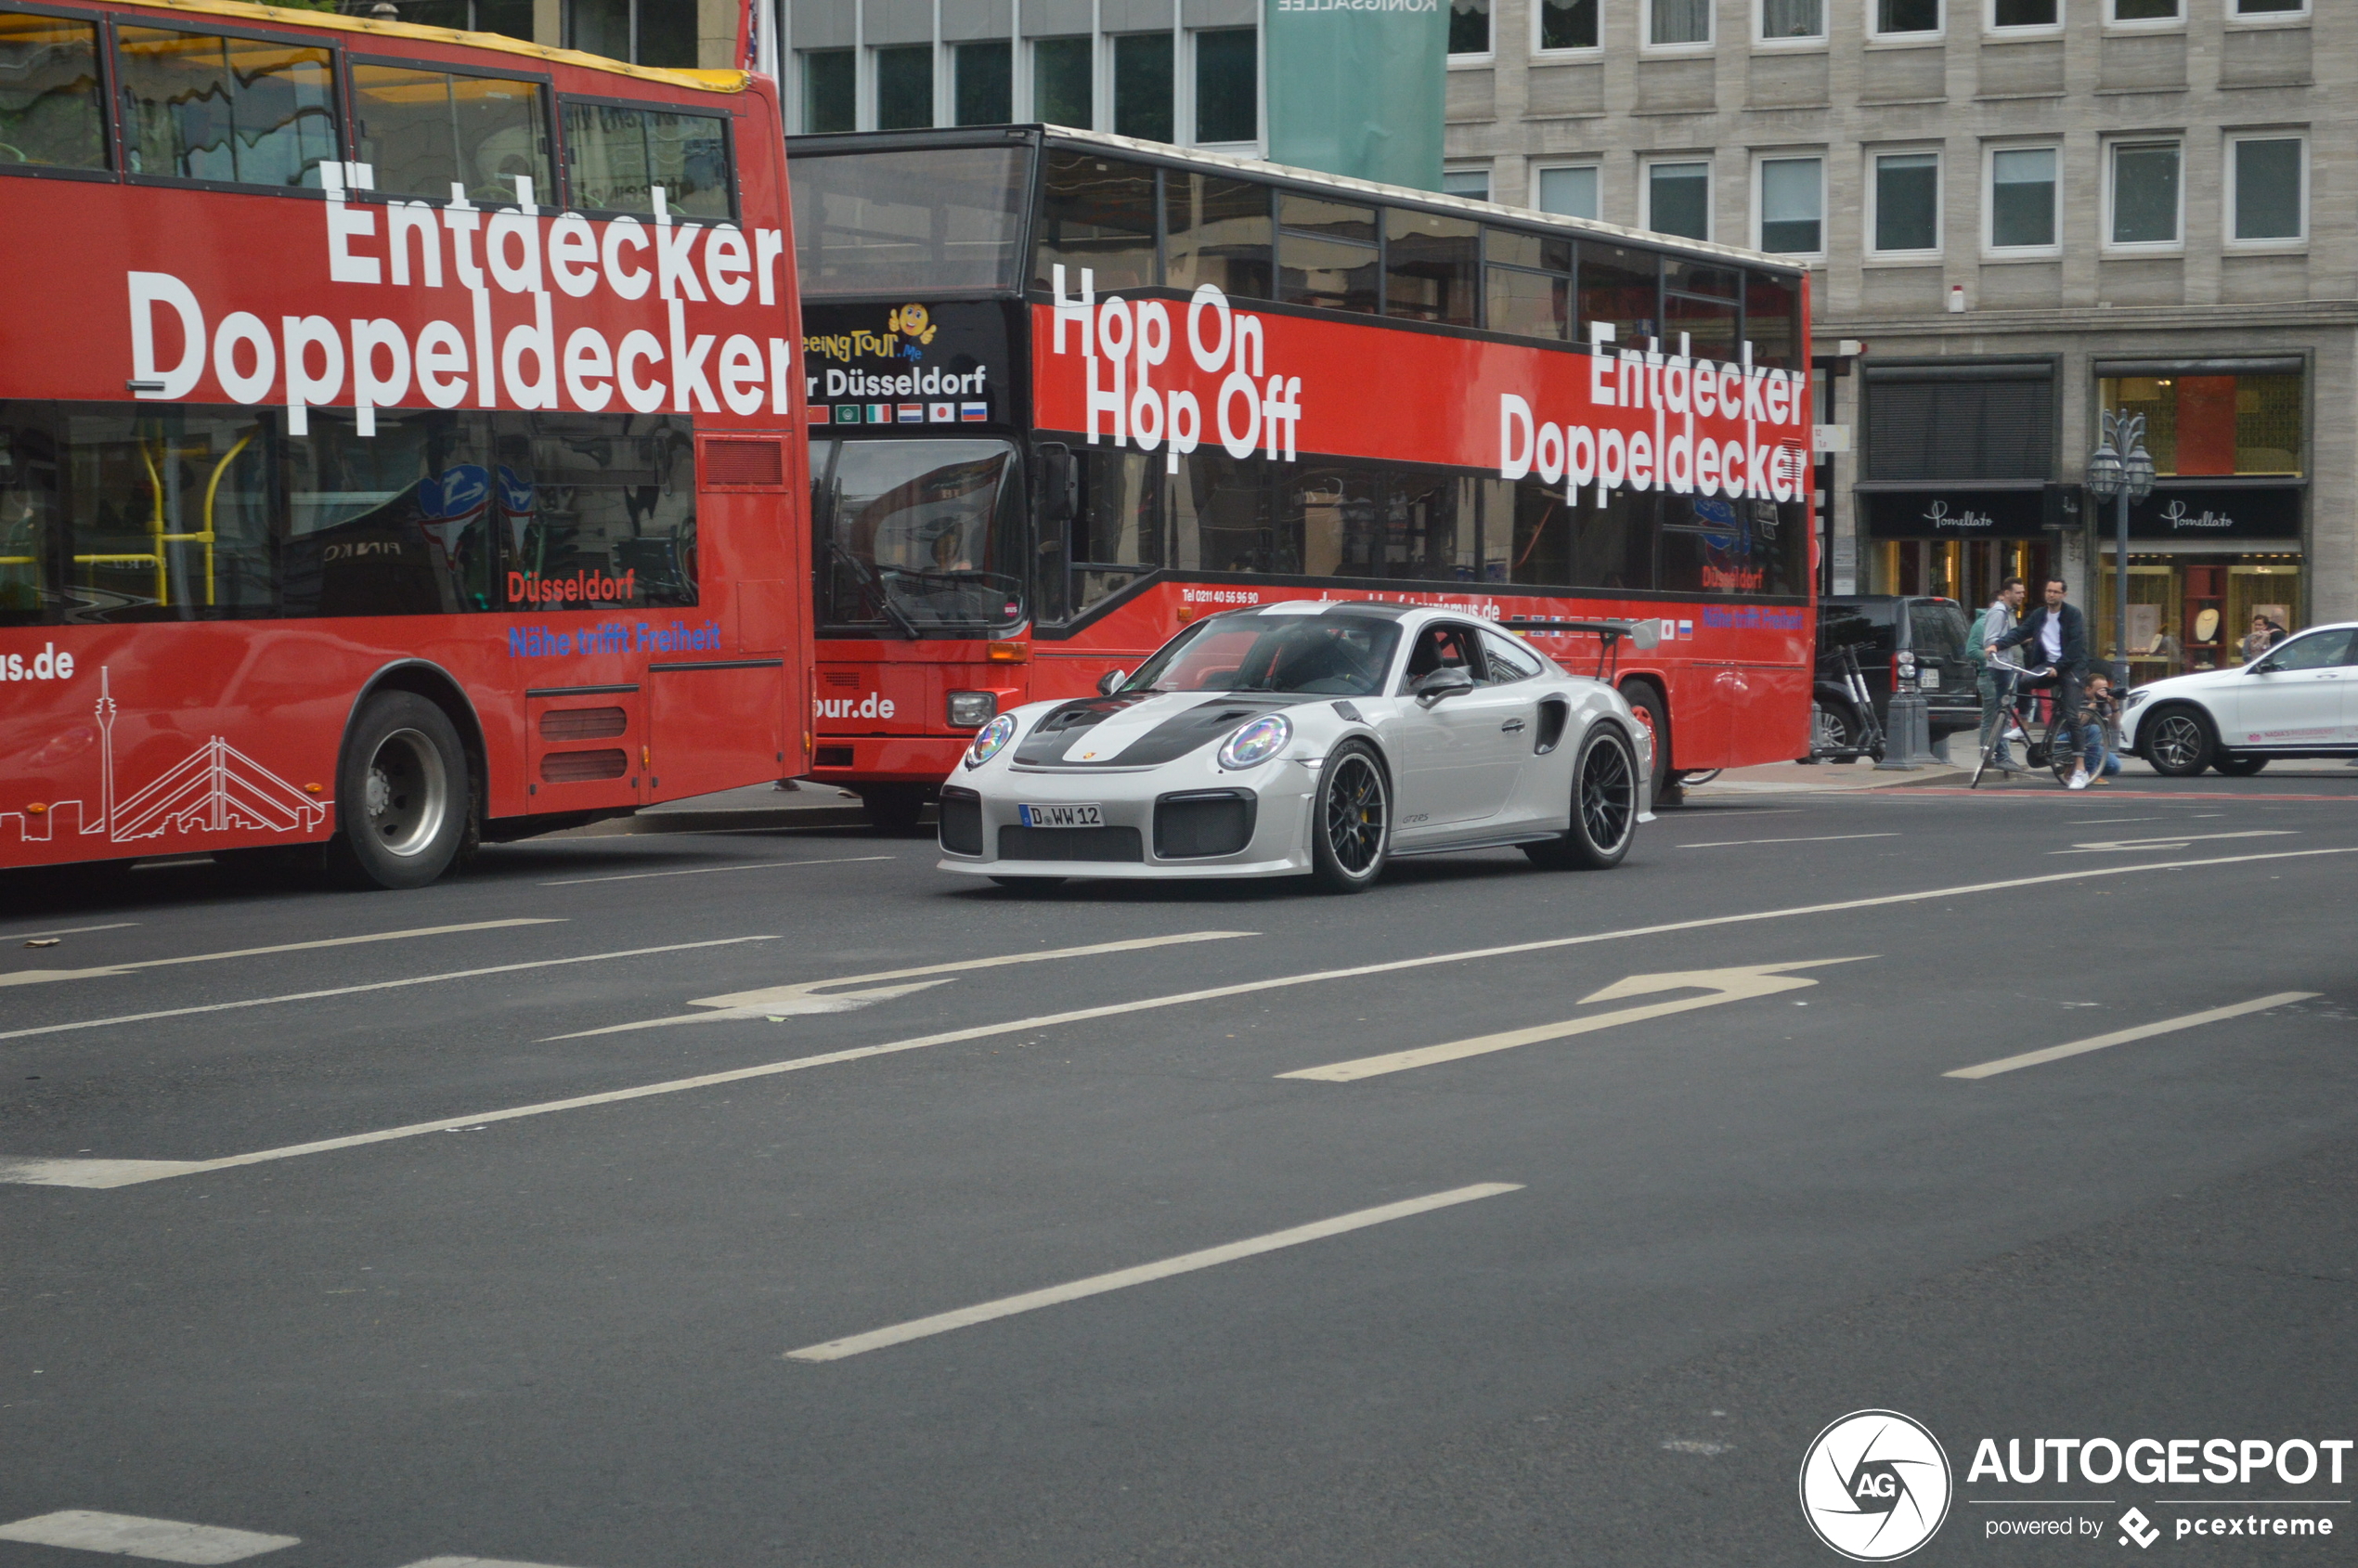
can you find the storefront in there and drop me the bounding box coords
[1855,358,2059,609]
[1856,485,2057,614]
[2092,360,2307,680]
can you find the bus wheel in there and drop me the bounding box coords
[330,693,468,889]
[862,785,927,835]
[1619,682,1679,807]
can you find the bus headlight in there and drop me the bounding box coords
[947,691,997,728]
[1217,714,1291,771]
[965,714,1017,768]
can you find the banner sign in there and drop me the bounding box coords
[2123,485,2302,541]
[1861,489,2049,539]
[1264,0,1446,192]
[798,301,1013,427]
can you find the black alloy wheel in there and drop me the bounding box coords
[2144,707,2215,778]
[1525,724,1639,871]
[1310,741,1389,893]
[2213,753,2269,777]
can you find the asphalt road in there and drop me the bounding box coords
[2,771,2354,1568]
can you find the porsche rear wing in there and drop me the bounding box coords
[1501,617,1665,680]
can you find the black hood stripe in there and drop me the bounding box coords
[1013,693,1315,768]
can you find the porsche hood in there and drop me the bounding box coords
[1010,691,1317,769]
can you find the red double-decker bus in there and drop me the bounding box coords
[1,0,808,887]
[787,127,1813,828]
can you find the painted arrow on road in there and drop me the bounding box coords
[1276,957,1874,1082]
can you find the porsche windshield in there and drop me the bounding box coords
[1127,615,1401,696]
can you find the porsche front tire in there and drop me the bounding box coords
[1310,741,1390,894]
[1524,724,1639,871]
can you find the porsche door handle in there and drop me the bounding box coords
[1500,718,1527,732]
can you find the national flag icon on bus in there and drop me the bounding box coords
[807,405,832,424]
[926,402,954,423]
[835,404,862,423]
[866,403,890,424]
[960,402,989,422]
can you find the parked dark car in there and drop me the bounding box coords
[1812,596,1980,759]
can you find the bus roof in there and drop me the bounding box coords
[111,0,751,94]
[786,123,1804,279]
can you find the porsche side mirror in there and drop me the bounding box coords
[1096,667,1128,695]
[1412,667,1475,706]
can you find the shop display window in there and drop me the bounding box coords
[2096,373,2302,476]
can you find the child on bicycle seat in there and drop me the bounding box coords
[2067,672,2125,790]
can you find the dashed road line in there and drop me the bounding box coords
[2053,830,2295,855]
[1678,833,1899,849]
[1944,992,2321,1079]
[538,853,895,887]
[0,1510,297,1563]
[1,921,141,942]
[0,919,561,990]
[784,1183,1523,1361]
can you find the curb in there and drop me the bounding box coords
[551,805,882,838]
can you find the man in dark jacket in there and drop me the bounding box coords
[1987,578,2089,773]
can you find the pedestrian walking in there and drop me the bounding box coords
[1969,577,2028,772]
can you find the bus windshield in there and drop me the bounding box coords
[1125,614,1402,697]
[790,147,1027,296]
[812,438,1026,634]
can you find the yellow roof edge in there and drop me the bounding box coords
[113,0,752,94]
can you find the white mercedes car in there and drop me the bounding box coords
[936,602,1654,891]
[2121,619,2358,776]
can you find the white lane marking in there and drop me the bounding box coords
[0,937,780,1043]
[1944,992,2321,1080]
[538,854,895,887]
[0,1510,298,1563]
[0,919,561,989]
[1279,959,1872,1081]
[1,922,141,942]
[1678,833,1899,849]
[2053,830,2295,855]
[2068,817,2159,825]
[784,1183,1523,1362]
[545,929,1257,1040]
[9,847,2354,1189]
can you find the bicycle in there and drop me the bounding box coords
[1969,664,2080,789]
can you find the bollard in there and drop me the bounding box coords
[1877,691,1930,770]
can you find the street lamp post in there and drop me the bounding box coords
[2084,410,2157,670]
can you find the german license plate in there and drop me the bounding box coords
[1018,803,1104,828]
[1918,667,1940,690]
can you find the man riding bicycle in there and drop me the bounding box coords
[1969,577,2028,773]
[1986,577,2091,780]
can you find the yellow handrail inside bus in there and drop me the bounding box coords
[197,431,253,605]
[72,431,233,609]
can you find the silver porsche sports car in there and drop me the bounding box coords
[937,602,1655,892]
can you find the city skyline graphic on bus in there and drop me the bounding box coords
[0,668,327,849]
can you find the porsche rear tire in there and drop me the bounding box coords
[1310,741,1390,893]
[1524,724,1639,871]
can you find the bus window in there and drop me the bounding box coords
[1576,240,1658,348]
[49,407,274,621]
[117,27,337,188]
[1510,476,1654,590]
[1483,227,1573,342]
[1278,193,1378,314]
[0,10,107,172]
[0,411,58,622]
[1747,270,1802,370]
[1032,149,1155,294]
[1164,172,1271,301]
[1665,259,1739,300]
[492,412,699,610]
[562,98,729,218]
[354,63,551,204]
[1172,448,1269,575]
[1661,494,1803,597]
[812,438,1025,632]
[1387,471,1478,581]
[1072,447,1160,614]
[1666,290,1737,367]
[792,146,1026,295]
[1384,209,1478,327]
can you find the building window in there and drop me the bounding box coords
[1871,151,1939,254]
[2232,0,2307,16]
[566,0,694,67]
[802,49,854,132]
[2107,139,2181,247]
[1988,145,2057,251]
[2229,135,2304,244]
[1759,0,1824,40]
[1538,0,1600,50]
[1194,29,1256,144]
[1112,32,1173,143]
[953,42,1012,125]
[1756,156,1823,255]
[1872,0,1942,35]
[2096,372,2302,476]
[1989,0,2060,30]
[1536,164,1599,219]
[1645,160,1710,240]
[874,45,933,130]
[1444,168,1491,201]
[1449,0,1491,56]
[2109,0,2178,20]
[1033,36,1092,126]
[1647,0,1713,45]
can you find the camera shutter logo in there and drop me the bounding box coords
[1799,1409,1952,1561]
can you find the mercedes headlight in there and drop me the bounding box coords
[1217,714,1291,770]
[965,713,1017,768]
[2122,689,2151,711]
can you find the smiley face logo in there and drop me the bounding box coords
[888,303,937,345]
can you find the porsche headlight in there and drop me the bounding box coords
[965,713,1017,768]
[1217,714,1291,770]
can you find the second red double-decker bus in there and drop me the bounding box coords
[786,126,1815,828]
[1,0,808,887]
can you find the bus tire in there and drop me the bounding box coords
[330,693,469,889]
[1618,681,1679,807]
[1523,723,1639,871]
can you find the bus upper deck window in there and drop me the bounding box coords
[1164,173,1271,302]
[1384,208,1478,327]
[117,27,337,188]
[355,64,551,203]
[1278,194,1378,316]
[1576,240,1659,350]
[563,98,730,218]
[1032,149,1155,294]
[0,11,107,172]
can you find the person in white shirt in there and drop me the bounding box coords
[1971,577,2028,771]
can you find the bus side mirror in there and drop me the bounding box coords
[1037,443,1076,524]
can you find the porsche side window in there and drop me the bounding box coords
[1402,624,1480,691]
[1479,629,1545,683]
